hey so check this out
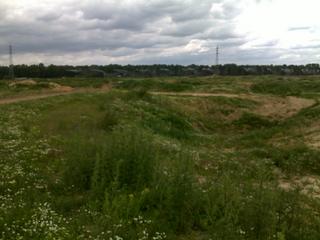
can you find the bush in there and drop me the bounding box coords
[161,153,201,232]
[271,145,320,174]
[142,103,193,139]
[91,126,157,199]
[62,134,98,191]
[125,88,151,100]
[100,103,119,131]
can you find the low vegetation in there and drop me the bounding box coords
[251,77,320,96]
[1,75,320,239]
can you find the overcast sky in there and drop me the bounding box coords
[0,0,320,65]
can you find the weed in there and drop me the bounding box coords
[1,76,320,239]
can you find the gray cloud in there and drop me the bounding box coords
[251,40,279,48]
[0,0,319,65]
[291,44,320,50]
[37,12,63,22]
[288,26,311,31]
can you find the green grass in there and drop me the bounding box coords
[251,76,320,96]
[1,76,320,239]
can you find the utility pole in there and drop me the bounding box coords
[9,45,14,79]
[215,45,219,66]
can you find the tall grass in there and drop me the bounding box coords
[251,78,320,96]
[7,82,320,239]
[91,126,157,196]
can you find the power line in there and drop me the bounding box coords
[9,45,14,79]
[215,45,219,66]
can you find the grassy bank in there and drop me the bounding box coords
[1,76,320,239]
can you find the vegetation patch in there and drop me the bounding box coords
[1,76,320,239]
[251,78,320,96]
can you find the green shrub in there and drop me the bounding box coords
[142,105,193,139]
[91,126,157,199]
[0,81,8,89]
[62,135,98,191]
[100,104,119,131]
[297,104,320,120]
[271,145,320,174]
[124,88,151,101]
[147,152,205,233]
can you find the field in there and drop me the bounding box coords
[1,75,320,239]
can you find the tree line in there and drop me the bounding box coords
[1,63,320,78]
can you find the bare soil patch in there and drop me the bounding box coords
[0,92,75,105]
[0,84,111,105]
[48,82,74,92]
[304,121,320,149]
[279,175,320,199]
[253,96,315,119]
[99,83,112,91]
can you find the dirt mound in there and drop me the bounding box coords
[48,82,74,92]
[8,80,74,92]
[253,96,315,119]
[9,79,37,87]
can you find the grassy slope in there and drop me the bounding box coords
[1,76,320,239]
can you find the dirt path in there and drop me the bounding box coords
[151,91,316,119]
[0,85,112,105]
[0,92,72,105]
